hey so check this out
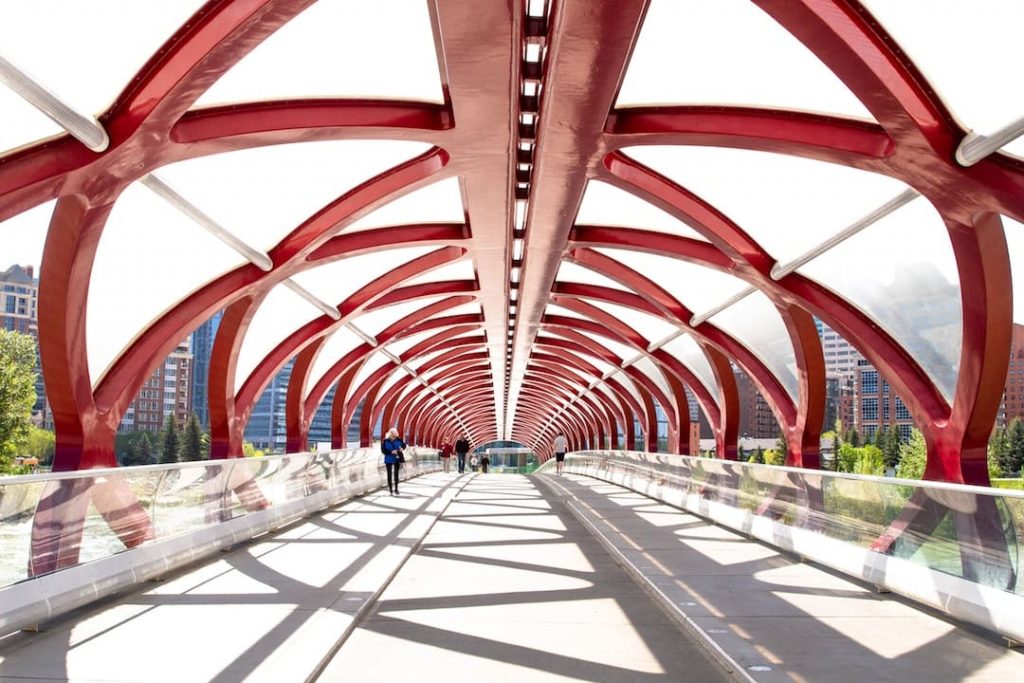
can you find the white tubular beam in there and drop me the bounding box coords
[0,53,109,152]
[142,174,274,272]
[956,115,1024,166]
[770,187,920,280]
[283,279,341,320]
[689,286,756,327]
[345,322,378,346]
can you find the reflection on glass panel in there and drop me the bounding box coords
[345,178,464,233]
[0,2,205,118]
[0,199,53,276]
[798,198,961,401]
[861,0,1024,159]
[633,355,671,397]
[593,247,747,315]
[89,184,244,385]
[352,295,447,337]
[197,0,443,106]
[660,333,719,403]
[292,247,434,304]
[617,0,871,119]
[307,326,363,394]
[551,451,1024,600]
[1003,216,1024,324]
[158,140,431,252]
[708,290,799,402]
[400,258,476,288]
[556,260,629,290]
[625,146,906,265]
[235,284,323,393]
[0,86,63,156]
[576,180,707,241]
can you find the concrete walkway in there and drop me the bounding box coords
[0,473,729,682]
[318,474,728,682]
[538,473,1024,683]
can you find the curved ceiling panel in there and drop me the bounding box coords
[707,290,799,403]
[0,1,205,118]
[617,0,872,119]
[196,0,444,106]
[660,333,719,403]
[592,247,747,316]
[575,180,707,240]
[0,200,53,279]
[798,197,962,401]
[344,177,465,233]
[861,0,1024,159]
[292,246,435,305]
[624,145,907,265]
[1004,216,1024,325]
[157,140,432,252]
[234,284,323,393]
[88,183,244,385]
[306,326,363,396]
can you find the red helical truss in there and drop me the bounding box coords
[1,0,1022,493]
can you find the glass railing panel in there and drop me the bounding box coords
[549,451,1024,597]
[0,447,439,589]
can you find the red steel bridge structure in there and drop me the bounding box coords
[1,0,1023,491]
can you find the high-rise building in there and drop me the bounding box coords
[855,358,914,441]
[1000,323,1024,427]
[245,359,335,452]
[734,366,781,439]
[1,264,38,335]
[190,311,223,429]
[1,264,46,418]
[817,319,863,378]
[119,339,193,433]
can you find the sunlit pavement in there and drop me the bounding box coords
[0,473,468,683]
[3,472,1020,682]
[318,473,726,682]
[539,473,1024,683]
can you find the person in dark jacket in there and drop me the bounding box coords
[382,428,405,495]
[455,436,470,474]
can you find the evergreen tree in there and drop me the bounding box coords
[883,425,901,469]
[774,435,788,463]
[990,427,1010,476]
[751,446,764,464]
[848,429,861,447]
[122,438,141,466]
[0,330,38,473]
[896,429,927,480]
[1007,418,1024,475]
[160,413,181,464]
[181,414,203,462]
[138,431,154,465]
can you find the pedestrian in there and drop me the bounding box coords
[382,428,405,495]
[553,433,568,475]
[440,440,454,473]
[455,436,470,474]
[480,451,490,474]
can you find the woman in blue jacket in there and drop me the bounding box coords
[382,428,405,496]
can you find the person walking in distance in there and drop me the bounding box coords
[382,428,405,495]
[455,436,470,474]
[439,440,454,474]
[553,433,568,475]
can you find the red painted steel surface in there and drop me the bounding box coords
[2,0,1023,572]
